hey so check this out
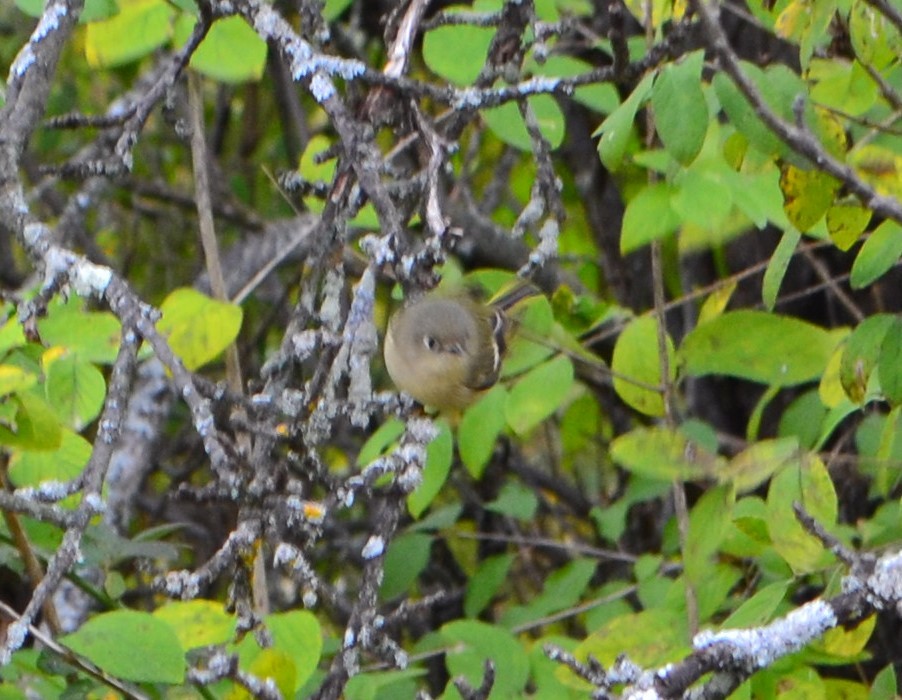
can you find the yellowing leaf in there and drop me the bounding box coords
[85,0,174,68]
[157,288,243,371]
[611,315,674,417]
[779,163,840,232]
[0,365,37,397]
[826,202,872,250]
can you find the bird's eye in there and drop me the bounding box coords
[423,336,438,351]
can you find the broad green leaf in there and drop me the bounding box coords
[459,385,507,478]
[849,0,902,70]
[43,352,105,431]
[85,0,175,68]
[620,182,680,253]
[381,533,432,599]
[173,15,267,83]
[157,288,243,371]
[826,202,872,250]
[870,665,898,700]
[37,300,122,364]
[0,365,37,397]
[500,558,596,630]
[408,422,453,518]
[63,610,185,683]
[502,295,556,377]
[878,318,902,406]
[260,610,322,691]
[153,600,236,650]
[671,167,733,232]
[486,481,538,520]
[594,71,655,170]
[684,484,734,586]
[358,418,405,466]
[8,430,91,487]
[713,63,806,161]
[809,59,878,117]
[610,426,722,481]
[779,390,829,449]
[762,228,800,310]
[483,95,566,151]
[323,0,354,21]
[346,669,428,700]
[651,51,707,165]
[505,356,574,436]
[766,454,837,573]
[722,580,790,628]
[611,315,674,417]
[850,220,902,289]
[0,393,62,451]
[0,316,26,355]
[532,56,619,114]
[779,164,839,232]
[718,437,801,493]
[440,620,529,697]
[422,15,493,85]
[574,608,686,669]
[680,311,836,385]
[465,553,514,618]
[840,314,895,404]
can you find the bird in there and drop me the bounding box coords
[383,283,537,411]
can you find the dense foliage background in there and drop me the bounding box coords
[1,0,902,697]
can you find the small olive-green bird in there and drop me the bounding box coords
[384,284,536,410]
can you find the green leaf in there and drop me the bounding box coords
[610,426,723,481]
[850,220,902,289]
[722,580,790,628]
[153,600,236,650]
[174,15,267,83]
[651,51,707,165]
[0,393,62,451]
[37,299,122,364]
[459,385,507,478]
[684,485,734,586]
[262,610,322,692]
[532,56,619,114]
[156,288,243,371]
[680,310,837,385]
[485,481,538,520]
[422,15,494,85]
[671,167,734,232]
[85,0,175,68]
[766,455,837,573]
[504,356,574,436]
[620,182,680,253]
[611,315,675,417]
[879,318,902,406]
[8,430,91,488]
[0,316,26,355]
[63,610,185,683]
[713,63,806,160]
[358,418,404,466]
[482,95,566,151]
[464,553,515,618]
[440,621,529,697]
[0,365,37,397]
[718,437,801,493]
[849,0,902,70]
[44,353,105,431]
[762,228,801,310]
[408,422,453,518]
[840,314,895,404]
[575,608,686,669]
[809,58,878,117]
[501,558,597,630]
[594,71,655,170]
[870,666,898,700]
[381,533,432,599]
[346,669,428,700]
